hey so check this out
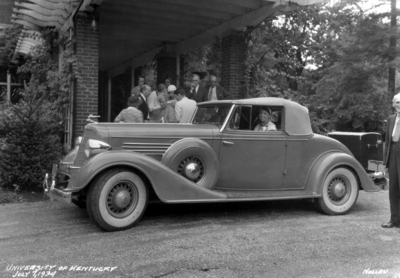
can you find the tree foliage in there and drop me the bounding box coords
[245,0,399,134]
[0,25,22,70]
[0,28,80,190]
[183,38,222,81]
[0,96,62,191]
[185,0,399,134]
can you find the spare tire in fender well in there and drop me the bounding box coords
[161,138,220,189]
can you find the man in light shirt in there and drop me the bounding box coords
[174,87,197,123]
[204,75,232,101]
[382,93,400,228]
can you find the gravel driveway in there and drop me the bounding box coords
[0,190,399,278]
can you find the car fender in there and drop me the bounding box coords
[67,151,227,202]
[306,151,380,194]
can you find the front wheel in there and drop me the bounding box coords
[315,168,359,215]
[87,168,148,231]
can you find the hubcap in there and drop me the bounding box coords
[114,190,132,209]
[178,156,205,183]
[333,182,346,198]
[107,181,138,218]
[327,176,350,204]
[184,162,200,180]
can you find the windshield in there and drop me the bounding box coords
[192,105,232,128]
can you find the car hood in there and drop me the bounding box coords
[95,123,219,142]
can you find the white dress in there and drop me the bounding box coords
[254,121,277,131]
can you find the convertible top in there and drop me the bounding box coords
[198,97,313,136]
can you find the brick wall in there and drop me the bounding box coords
[74,12,99,137]
[157,53,177,86]
[0,0,13,24]
[221,31,246,99]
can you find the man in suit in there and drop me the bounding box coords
[188,74,207,103]
[204,75,232,101]
[132,84,151,122]
[382,93,400,228]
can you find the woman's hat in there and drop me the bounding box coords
[167,85,177,93]
[128,95,141,106]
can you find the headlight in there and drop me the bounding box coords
[85,139,112,158]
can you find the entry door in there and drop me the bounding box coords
[217,131,286,190]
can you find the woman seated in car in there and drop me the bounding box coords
[254,107,277,131]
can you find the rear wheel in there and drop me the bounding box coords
[315,168,359,215]
[87,168,148,231]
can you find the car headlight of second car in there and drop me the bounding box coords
[85,139,112,158]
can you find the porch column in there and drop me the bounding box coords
[221,30,246,99]
[74,12,99,137]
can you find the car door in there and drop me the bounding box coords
[216,105,286,190]
[283,135,313,189]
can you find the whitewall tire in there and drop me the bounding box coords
[87,168,148,231]
[316,168,359,215]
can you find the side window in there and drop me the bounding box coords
[228,105,252,130]
[252,106,283,132]
[193,105,231,128]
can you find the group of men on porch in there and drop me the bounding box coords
[114,73,232,124]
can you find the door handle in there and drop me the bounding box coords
[223,141,234,145]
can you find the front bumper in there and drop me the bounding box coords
[43,164,72,204]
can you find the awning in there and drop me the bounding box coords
[11,0,83,54]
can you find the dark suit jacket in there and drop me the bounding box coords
[189,85,207,103]
[384,114,396,167]
[204,84,232,101]
[184,87,192,98]
[138,94,149,122]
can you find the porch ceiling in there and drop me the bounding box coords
[99,0,325,74]
[10,0,326,73]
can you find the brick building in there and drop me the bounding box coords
[9,0,325,149]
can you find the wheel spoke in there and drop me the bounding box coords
[106,180,139,218]
[177,156,205,184]
[327,175,350,204]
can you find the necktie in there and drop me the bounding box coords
[393,118,400,142]
[208,88,212,101]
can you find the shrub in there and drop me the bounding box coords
[0,97,62,191]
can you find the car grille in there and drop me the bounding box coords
[122,142,172,156]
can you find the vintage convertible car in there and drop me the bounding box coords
[44,98,379,231]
